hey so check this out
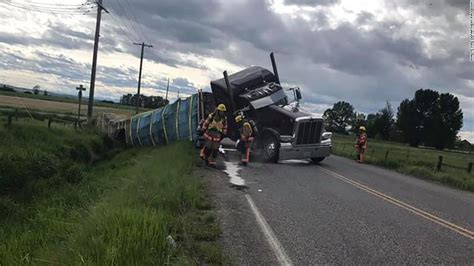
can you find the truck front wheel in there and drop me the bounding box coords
[311,157,325,163]
[262,134,280,163]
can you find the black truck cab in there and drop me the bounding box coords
[210,53,332,163]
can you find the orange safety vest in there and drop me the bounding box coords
[240,121,254,142]
[356,133,368,149]
[203,112,227,142]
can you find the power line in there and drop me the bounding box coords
[2,0,90,10]
[105,13,136,43]
[0,1,94,15]
[115,0,140,35]
[107,0,143,41]
[121,0,147,42]
[106,8,140,41]
[11,0,89,7]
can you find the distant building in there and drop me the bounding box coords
[120,94,168,109]
[456,139,472,152]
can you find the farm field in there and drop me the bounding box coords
[331,133,474,191]
[0,94,137,117]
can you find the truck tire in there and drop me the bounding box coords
[262,134,280,163]
[311,157,325,163]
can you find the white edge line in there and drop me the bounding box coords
[245,194,293,266]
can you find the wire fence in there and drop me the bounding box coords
[1,109,83,129]
[334,142,474,175]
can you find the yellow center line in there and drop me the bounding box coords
[319,167,474,241]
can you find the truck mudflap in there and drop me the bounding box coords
[278,143,331,161]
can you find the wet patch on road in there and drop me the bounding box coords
[223,161,246,188]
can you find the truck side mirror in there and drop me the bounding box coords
[295,88,302,101]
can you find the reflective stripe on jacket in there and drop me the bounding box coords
[240,121,253,141]
[202,112,227,139]
[356,133,368,148]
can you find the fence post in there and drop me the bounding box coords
[436,155,443,171]
[468,162,473,174]
[342,144,346,150]
[7,114,12,126]
[384,150,390,162]
[406,149,410,160]
[371,149,375,159]
[48,118,52,129]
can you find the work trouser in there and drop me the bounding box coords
[356,145,366,162]
[200,131,222,166]
[237,137,253,164]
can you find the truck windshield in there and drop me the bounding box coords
[250,88,287,109]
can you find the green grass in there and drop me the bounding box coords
[0,116,226,265]
[0,116,110,197]
[332,134,474,191]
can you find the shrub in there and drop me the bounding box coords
[60,162,85,184]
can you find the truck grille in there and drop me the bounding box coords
[295,119,323,145]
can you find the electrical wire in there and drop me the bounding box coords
[105,12,137,44]
[107,0,143,42]
[0,1,94,15]
[122,0,147,42]
[114,0,143,40]
[116,0,146,41]
[1,0,88,10]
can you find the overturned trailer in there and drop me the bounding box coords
[96,92,214,146]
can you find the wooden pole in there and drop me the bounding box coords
[436,155,443,171]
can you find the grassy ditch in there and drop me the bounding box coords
[332,134,474,192]
[0,116,226,264]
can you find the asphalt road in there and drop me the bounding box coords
[211,152,474,265]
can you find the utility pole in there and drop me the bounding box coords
[165,77,170,102]
[133,42,153,114]
[87,0,108,121]
[76,85,86,127]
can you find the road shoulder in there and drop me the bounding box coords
[200,166,278,265]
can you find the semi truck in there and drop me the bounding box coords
[208,52,332,163]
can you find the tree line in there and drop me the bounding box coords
[323,89,464,150]
[120,93,168,109]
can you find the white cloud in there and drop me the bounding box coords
[458,131,474,142]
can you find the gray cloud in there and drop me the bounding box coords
[0,0,473,130]
[283,0,340,6]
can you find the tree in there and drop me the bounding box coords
[414,89,439,146]
[43,90,48,96]
[430,93,463,149]
[396,89,463,149]
[323,101,355,133]
[374,101,394,140]
[366,113,378,138]
[350,112,366,133]
[397,99,420,146]
[32,85,40,95]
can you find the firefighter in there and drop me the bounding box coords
[200,104,228,167]
[355,126,368,163]
[235,115,254,166]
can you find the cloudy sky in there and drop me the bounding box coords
[0,0,473,140]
